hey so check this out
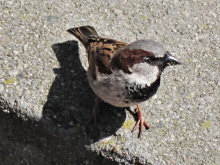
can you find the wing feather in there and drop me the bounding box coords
[67,26,127,79]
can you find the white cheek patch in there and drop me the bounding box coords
[126,63,159,86]
[95,63,159,87]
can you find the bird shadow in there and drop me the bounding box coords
[42,40,126,143]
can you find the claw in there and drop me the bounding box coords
[132,104,150,138]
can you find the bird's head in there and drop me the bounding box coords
[111,39,181,86]
[125,39,181,69]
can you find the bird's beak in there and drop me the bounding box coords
[165,52,181,66]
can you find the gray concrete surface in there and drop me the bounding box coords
[0,0,219,164]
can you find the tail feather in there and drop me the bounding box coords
[67,26,99,47]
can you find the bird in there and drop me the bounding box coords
[67,26,181,137]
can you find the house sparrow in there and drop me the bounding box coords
[67,26,181,137]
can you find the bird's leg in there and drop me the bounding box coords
[132,104,150,138]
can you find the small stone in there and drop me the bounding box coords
[198,34,209,41]
[204,96,214,103]
[31,22,36,27]
[108,0,118,7]
[69,105,76,111]
[2,109,10,113]
[17,74,24,79]
[167,8,174,15]
[17,61,23,70]
[0,84,4,92]
[46,16,57,24]
[152,95,158,100]
[8,69,19,76]
[6,1,13,5]
[170,134,175,141]
[13,50,19,55]
[84,160,89,165]
[183,11,190,17]
[68,121,74,126]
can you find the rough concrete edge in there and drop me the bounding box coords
[0,96,31,120]
[0,96,121,165]
[88,146,152,165]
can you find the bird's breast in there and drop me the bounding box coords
[87,66,161,107]
[124,77,161,103]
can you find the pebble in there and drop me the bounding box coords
[2,109,10,113]
[0,84,4,92]
[198,34,209,41]
[68,121,74,126]
[204,96,215,103]
[108,0,118,7]
[8,69,19,76]
[68,105,76,111]
[13,50,19,55]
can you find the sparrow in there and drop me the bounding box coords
[67,26,181,137]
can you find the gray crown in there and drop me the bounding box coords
[125,39,166,58]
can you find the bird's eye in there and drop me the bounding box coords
[143,57,150,62]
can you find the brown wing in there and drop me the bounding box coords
[67,26,127,79]
[87,38,127,79]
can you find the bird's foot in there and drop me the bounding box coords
[132,116,150,138]
[131,104,150,138]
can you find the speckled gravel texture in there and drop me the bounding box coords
[0,0,219,164]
